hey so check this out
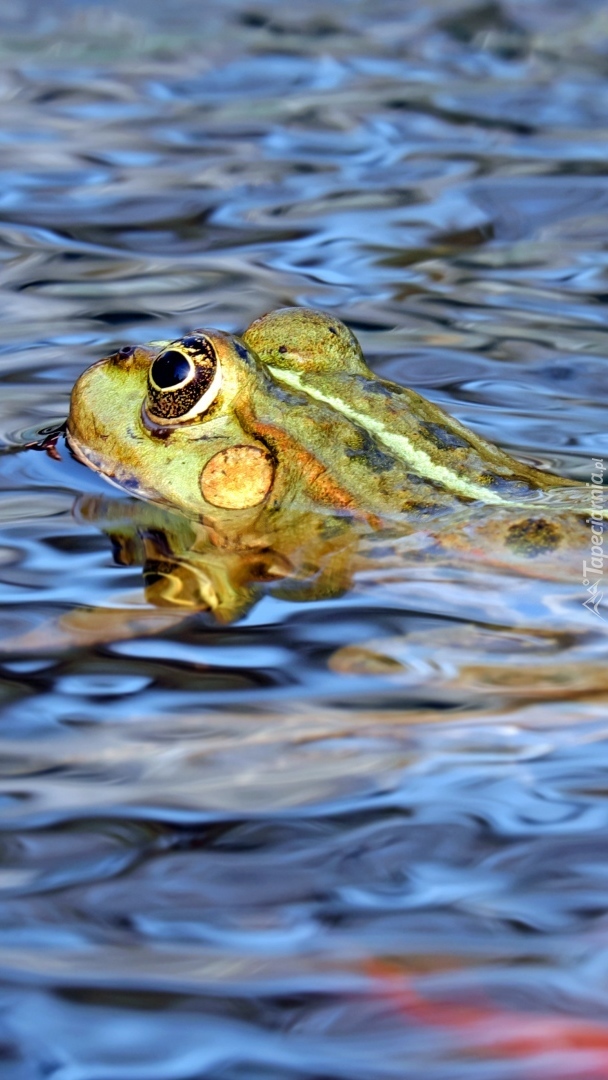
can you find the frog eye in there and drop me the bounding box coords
[145,334,222,424]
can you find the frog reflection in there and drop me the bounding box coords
[75,493,368,626]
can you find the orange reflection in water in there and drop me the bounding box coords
[367,959,608,1075]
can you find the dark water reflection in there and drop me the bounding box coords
[2,1,608,1076]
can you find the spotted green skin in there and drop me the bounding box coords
[68,306,580,530]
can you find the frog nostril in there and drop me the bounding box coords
[106,345,135,366]
[150,349,193,390]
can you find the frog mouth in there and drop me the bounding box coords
[65,426,104,473]
[66,427,159,503]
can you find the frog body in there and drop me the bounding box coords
[65,307,592,624]
[68,307,579,525]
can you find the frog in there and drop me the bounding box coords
[64,306,593,628]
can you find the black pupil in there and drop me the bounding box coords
[151,350,191,389]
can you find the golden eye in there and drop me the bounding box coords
[145,335,222,424]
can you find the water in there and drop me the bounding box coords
[1,1,608,1076]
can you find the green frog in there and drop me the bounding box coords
[64,307,591,628]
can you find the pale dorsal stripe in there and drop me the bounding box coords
[268,365,594,512]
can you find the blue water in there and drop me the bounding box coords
[1,1,608,1077]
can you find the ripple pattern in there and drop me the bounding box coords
[0,1,608,1077]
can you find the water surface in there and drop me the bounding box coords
[1,1,608,1076]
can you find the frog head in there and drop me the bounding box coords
[68,307,397,524]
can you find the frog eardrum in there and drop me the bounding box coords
[145,334,222,424]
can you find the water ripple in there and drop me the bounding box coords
[0,1,608,1077]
